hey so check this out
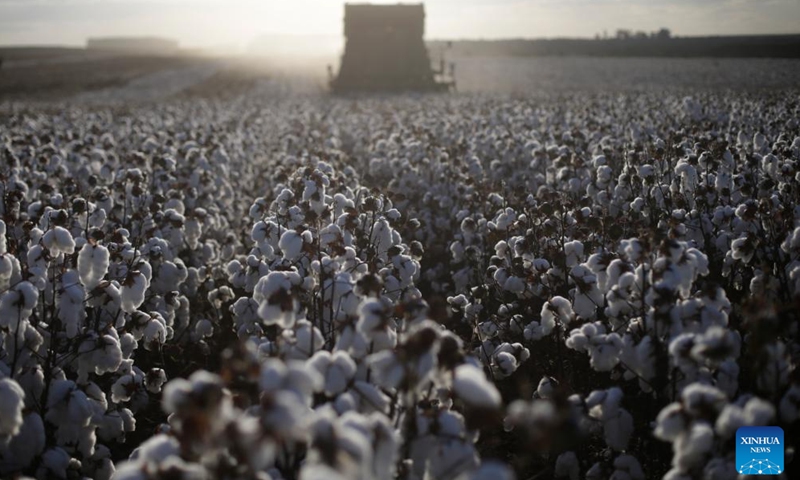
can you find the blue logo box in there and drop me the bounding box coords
[736,426,784,475]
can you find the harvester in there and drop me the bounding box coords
[329,3,454,93]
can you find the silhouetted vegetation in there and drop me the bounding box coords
[430,34,800,59]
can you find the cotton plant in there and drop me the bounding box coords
[0,378,26,445]
[653,383,776,479]
[1,85,800,480]
[0,126,250,478]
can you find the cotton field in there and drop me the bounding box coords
[1,72,800,480]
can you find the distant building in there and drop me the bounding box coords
[330,3,452,93]
[86,37,179,55]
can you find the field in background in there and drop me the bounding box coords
[1,47,799,103]
[451,56,800,93]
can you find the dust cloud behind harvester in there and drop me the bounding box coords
[86,37,180,55]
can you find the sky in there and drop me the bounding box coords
[1,0,799,50]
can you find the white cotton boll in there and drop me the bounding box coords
[564,241,584,267]
[673,422,714,471]
[620,334,655,391]
[351,381,390,414]
[0,281,38,329]
[654,403,686,441]
[44,380,91,430]
[393,255,418,287]
[630,197,645,213]
[194,318,214,339]
[128,434,181,463]
[565,330,589,351]
[681,383,726,417]
[689,326,739,365]
[29,227,44,247]
[0,254,21,292]
[145,368,167,394]
[111,374,137,404]
[541,296,574,334]
[279,229,309,261]
[478,321,499,339]
[184,217,202,250]
[137,260,153,284]
[596,165,612,185]
[78,334,123,381]
[743,396,775,426]
[88,208,107,229]
[356,298,398,350]
[309,350,357,397]
[143,317,167,350]
[493,351,518,378]
[334,392,357,414]
[488,192,505,206]
[77,424,97,457]
[493,208,516,232]
[120,333,137,359]
[366,351,404,390]
[714,403,746,439]
[587,388,633,451]
[333,193,354,218]
[784,227,800,255]
[151,260,188,295]
[260,359,321,404]
[97,408,135,442]
[59,270,86,338]
[555,451,579,480]
[536,376,557,399]
[319,224,343,252]
[572,282,602,321]
[453,364,501,409]
[621,238,643,263]
[2,412,45,471]
[120,271,148,313]
[427,410,465,438]
[78,243,110,290]
[253,271,298,328]
[761,153,780,180]
[587,334,623,372]
[39,447,71,479]
[592,155,607,168]
[42,226,75,256]
[370,218,395,260]
[730,237,755,263]
[365,413,398,480]
[448,294,469,308]
[283,320,325,360]
[0,378,26,444]
[524,320,548,341]
[503,275,526,293]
